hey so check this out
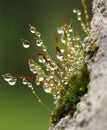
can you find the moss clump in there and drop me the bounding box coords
[50,64,89,125]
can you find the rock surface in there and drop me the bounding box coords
[49,0,107,129]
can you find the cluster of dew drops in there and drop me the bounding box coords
[2,0,90,106]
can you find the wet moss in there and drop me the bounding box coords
[50,64,90,125]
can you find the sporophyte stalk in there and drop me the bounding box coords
[2,0,92,125]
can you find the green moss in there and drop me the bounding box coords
[87,44,99,59]
[50,64,89,125]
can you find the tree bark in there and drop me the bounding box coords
[49,0,107,129]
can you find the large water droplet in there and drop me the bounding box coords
[21,39,30,48]
[2,73,13,82]
[8,77,17,86]
[22,42,30,48]
[30,26,36,34]
[36,39,43,47]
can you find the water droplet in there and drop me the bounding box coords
[77,17,81,21]
[30,25,36,34]
[73,9,77,13]
[36,39,43,47]
[49,80,55,87]
[68,25,72,32]
[50,74,54,79]
[8,77,17,86]
[77,10,81,16]
[38,99,41,103]
[27,82,32,88]
[22,78,28,85]
[60,49,65,53]
[64,81,68,85]
[35,76,41,85]
[56,52,64,61]
[39,76,44,82]
[29,65,37,74]
[36,31,41,38]
[61,36,66,44]
[50,62,57,71]
[42,45,47,52]
[28,59,38,74]
[36,81,40,86]
[58,70,64,76]
[2,73,13,82]
[22,42,30,48]
[57,27,64,34]
[43,84,51,93]
[21,39,31,48]
[38,56,45,63]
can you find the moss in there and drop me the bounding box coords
[87,44,99,59]
[50,64,90,125]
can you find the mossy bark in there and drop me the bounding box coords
[49,0,107,129]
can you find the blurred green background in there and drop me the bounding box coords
[0,0,92,130]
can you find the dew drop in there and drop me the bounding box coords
[8,77,17,86]
[73,9,77,13]
[61,36,66,44]
[28,59,38,74]
[77,17,81,21]
[30,26,36,34]
[36,81,40,86]
[27,82,32,88]
[77,10,81,16]
[56,52,64,61]
[38,56,46,63]
[36,39,43,47]
[2,73,13,82]
[39,76,44,82]
[42,45,47,52]
[60,49,65,53]
[29,65,37,74]
[58,70,64,76]
[35,76,41,85]
[43,85,51,93]
[22,78,28,85]
[36,31,41,38]
[57,27,64,34]
[38,99,41,103]
[22,42,30,48]
[68,25,72,32]
[50,62,57,71]
[21,39,31,48]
